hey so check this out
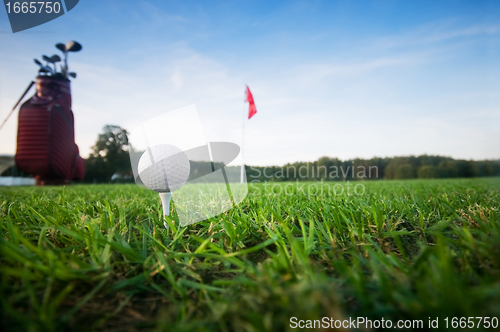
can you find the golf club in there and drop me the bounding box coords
[34,59,52,75]
[68,72,77,78]
[41,55,50,66]
[41,55,54,74]
[55,43,67,76]
[58,41,82,78]
[49,54,61,73]
[55,43,66,53]
[65,41,82,52]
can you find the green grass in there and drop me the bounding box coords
[1,178,499,331]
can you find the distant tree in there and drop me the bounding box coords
[85,125,131,182]
[395,164,414,179]
[418,165,438,179]
[437,160,459,178]
[455,160,475,177]
[385,158,413,179]
[384,162,397,179]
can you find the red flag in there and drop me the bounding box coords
[246,86,257,119]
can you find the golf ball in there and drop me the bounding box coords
[138,144,190,192]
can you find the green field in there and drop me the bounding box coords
[1,178,499,331]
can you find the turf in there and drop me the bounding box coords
[1,178,499,331]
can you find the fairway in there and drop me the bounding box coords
[1,178,500,330]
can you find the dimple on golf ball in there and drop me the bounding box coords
[138,144,190,192]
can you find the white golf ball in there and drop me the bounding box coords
[138,144,190,192]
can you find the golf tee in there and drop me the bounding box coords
[158,192,172,229]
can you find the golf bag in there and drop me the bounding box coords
[15,76,85,185]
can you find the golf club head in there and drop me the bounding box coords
[34,59,52,73]
[50,54,61,63]
[65,41,82,52]
[42,55,51,63]
[68,72,77,78]
[55,43,66,53]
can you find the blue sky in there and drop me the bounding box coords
[1,0,499,165]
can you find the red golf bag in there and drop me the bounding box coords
[15,76,85,185]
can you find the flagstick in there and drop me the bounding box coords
[241,95,246,184]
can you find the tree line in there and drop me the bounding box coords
[245,155,500,182]
[82,125,500,183]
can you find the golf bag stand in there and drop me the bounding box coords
[15,76,85,185]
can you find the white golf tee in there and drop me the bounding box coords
[158,192,172,229]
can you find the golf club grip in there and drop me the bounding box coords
[0,81,35,132]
